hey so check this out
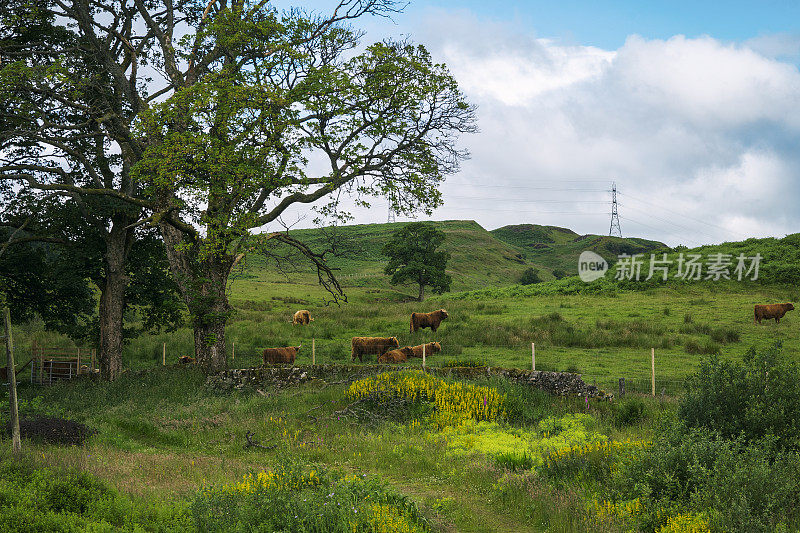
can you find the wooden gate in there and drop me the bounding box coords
[30,340,97,385]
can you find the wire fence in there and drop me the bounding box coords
[151,336,695,397]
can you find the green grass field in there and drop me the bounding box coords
[3,220,799,531]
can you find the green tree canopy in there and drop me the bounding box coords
[0,0,475,373]
[383,222,451,301]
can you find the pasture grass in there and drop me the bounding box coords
[11,274,797,395]
[4,367,657,531]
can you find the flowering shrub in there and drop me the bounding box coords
[540,438,651,480]
[444,414,608,470]
[592,497,643,522]
[346,370,506,426]
[355,503,427,533]
[191,466,428,532]
[656,512,711,533]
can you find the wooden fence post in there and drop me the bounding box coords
[422,343,426,368]
[232,340,235,362]
[531,342,535,371]
[312,338,315,365]
[162,342,166,366]
[651,347,655,397]
[619,377,626,398]
[4,306,21,452]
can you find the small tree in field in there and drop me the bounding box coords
[383,223,451,301]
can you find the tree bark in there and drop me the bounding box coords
[98,216,133,381]
[418,280,425,301]
[192,299,228,374]
[159,222,231,373]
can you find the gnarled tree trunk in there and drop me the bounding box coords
[98,215,134,381]
[160,222,231,374]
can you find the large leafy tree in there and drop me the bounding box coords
[383,222,451,301]
[0,194,184,351]
[0,0,475,373]
[0,0,167,379]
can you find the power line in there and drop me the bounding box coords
[445,195,608,204]
[619,203,720,242]
[618,215,704,247]
[617,191,742,239]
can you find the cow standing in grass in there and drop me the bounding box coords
[351,337,399,362]
[754,303,795,324]
[292,310,314,325]
[263,346,301,364]
[410,309,448,333]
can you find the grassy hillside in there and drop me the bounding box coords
[241,220,670,297]
[491,223,668,275]
[243,220,542,294]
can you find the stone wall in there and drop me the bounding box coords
[206,364,610,399]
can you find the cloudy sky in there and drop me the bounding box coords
[272,0,800,247]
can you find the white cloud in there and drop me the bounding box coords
[273,8,800,247]
[402,12,800,246]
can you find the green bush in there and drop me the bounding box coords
[519,268,542,285]
[680,342,800,448]
[0,460,192,532]
[613,398,647,428]
[191,466,428,532]
[610,426,800,532]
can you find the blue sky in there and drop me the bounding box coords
[271,1,800,246]
[414,1,800,50]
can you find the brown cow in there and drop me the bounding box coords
[408,342,441,358]
[263,346,301,365]
[378,346,414,364]
[351,337,399,362]
[178,355,196,365]
[754,303,795,324]
[410,309,449,333]
[292,310,314,325]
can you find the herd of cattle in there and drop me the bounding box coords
[174,303,795,367]
[262,309,449,366]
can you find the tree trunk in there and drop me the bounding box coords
[418,281,425,301]
[192,297,228,374]
[160,222,231,374]
[98,217,133,381]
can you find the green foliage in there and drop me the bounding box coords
[444,414,607,470]
[551,268,568,280]
[0,460,192,531]
[519,267,541,285]
[493,451,535,471]
[611,426,800,532]
[442,358,487,368]
[683,339,721,355]
[0,227,94,339]
[383,222,452,300]
[613,398,648,428]
[680,342,800,448]
[191,466,428,533]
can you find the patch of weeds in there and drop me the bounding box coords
[684,340,721,355]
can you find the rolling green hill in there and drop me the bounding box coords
[243,220,670,293]
[491,223,669,275]
[246,220,538,292]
